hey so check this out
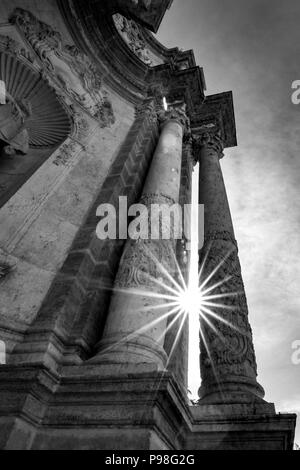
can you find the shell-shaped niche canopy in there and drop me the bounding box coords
[0,52,72,148]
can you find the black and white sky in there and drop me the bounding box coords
[157,0,300,445]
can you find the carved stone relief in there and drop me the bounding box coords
[53,106,88,167]
[199,233,258,384]
[0,33,34,64]
[0,263,11,281]
[10,8,115,128]
[114,238,176,292]
[113,13,153,66]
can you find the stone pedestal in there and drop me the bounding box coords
[187,403,296,450]
[0,364,296,450]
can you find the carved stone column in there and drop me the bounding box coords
[91,103,189,368]
[195,129,265,404]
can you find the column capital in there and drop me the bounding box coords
[158,103,190,136]
[193,128,224,161]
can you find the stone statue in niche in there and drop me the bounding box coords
[10,8,115,128]
[113,13,153,66]
[0,84,31,158]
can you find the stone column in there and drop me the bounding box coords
[91,104,189,369]
[195,130,265,404]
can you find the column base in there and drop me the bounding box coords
[88,333,168,370]
[198,376,266,405]
[187,403,296,450]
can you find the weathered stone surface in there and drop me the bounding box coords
[0,0,296,451]
[0,365,296,450]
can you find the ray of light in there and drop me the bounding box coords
[200,305,240,333]
[165,311,189,368]
[97,237,240,408]
[199,248,235,291]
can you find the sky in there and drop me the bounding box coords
[157,0,300,445]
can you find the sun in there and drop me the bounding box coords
[177,285,203,317]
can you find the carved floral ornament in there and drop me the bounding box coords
[0,33,34,63]
[158,103,190,136]
[9,8,115,128]
[199,242,258,381]
[113,13,153,66]
[193,128,225,160]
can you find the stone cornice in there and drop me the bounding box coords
[148,65,206,116]
[191,92,237,149]
[57,0,206,112]
[57,0,234,148]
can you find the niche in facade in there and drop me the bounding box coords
[0,51,72,208]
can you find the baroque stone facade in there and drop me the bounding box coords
[0,0,296,451]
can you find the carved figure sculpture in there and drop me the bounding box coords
[0,89,31,157]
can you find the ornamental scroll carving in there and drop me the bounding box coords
[113,13,153,66]
[53,107,88,167]
[114,239,177,292]
[10,8,115,128]
[199,232,258,382]
[0,33,34,63]
[193,128,224,160]
[158,104,190,136]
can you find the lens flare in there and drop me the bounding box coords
[177,285,204,317]
[100,242,240,365]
